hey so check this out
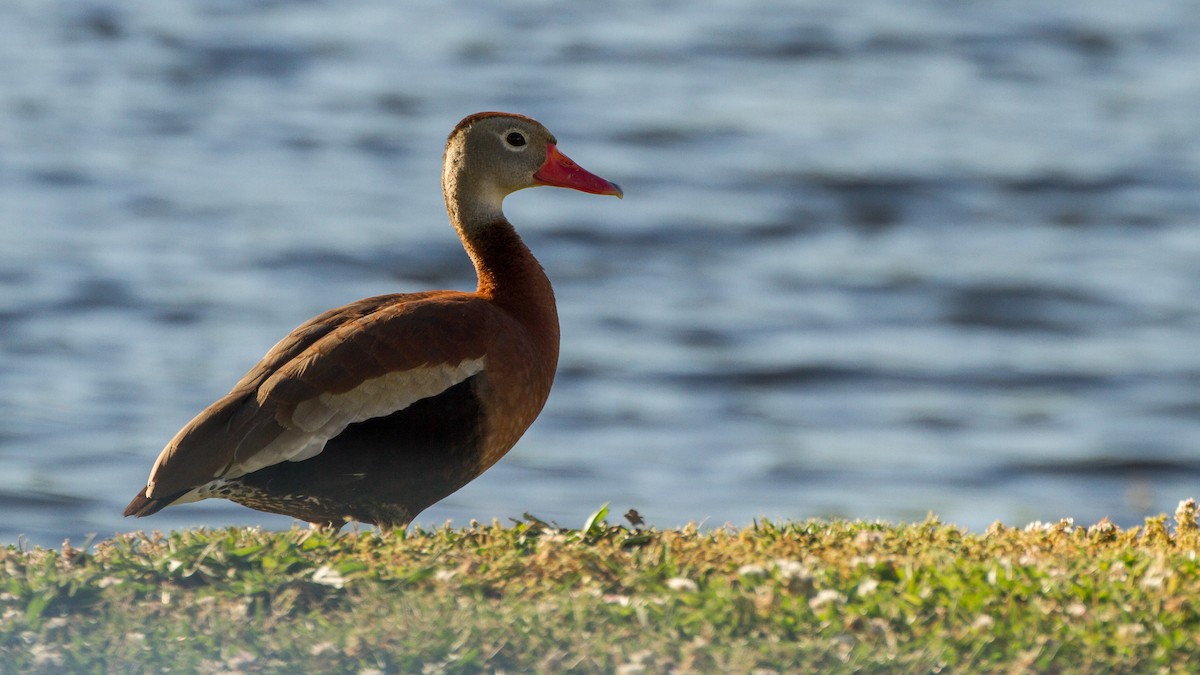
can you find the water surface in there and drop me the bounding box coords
[2,0,1200,545]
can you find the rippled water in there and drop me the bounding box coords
[3,0,1200,545]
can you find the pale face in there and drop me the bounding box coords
[456,115,558,196]
[443,113,621,225]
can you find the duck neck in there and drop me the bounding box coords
[449,201,558,336]
[465,218,552,304]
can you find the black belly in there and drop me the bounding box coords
[233,375,487,527]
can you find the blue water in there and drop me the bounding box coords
[3,1,1200,546]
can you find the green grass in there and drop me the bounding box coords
[5,502,1200,673]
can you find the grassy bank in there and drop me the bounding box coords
[5,503,1200,673]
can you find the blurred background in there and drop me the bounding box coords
[2,0,1200,546]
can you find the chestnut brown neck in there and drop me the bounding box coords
[466,220,555,314]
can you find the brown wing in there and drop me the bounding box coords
[125,291,494,513]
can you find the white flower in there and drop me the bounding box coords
[311,565,347,589]
[666,577,698,592]
[856,578,880,596]
[772,559,808,580]
[809,589,845,610]
[737,564,767,577]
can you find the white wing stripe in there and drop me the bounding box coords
[226,358,485,477]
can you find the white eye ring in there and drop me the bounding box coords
[502,130,528,151]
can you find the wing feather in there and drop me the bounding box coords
[143,292,493,498]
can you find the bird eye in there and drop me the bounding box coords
[505,132,527,148]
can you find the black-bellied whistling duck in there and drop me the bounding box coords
[124,112,622,528]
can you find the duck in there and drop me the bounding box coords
[124,112,622,529]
